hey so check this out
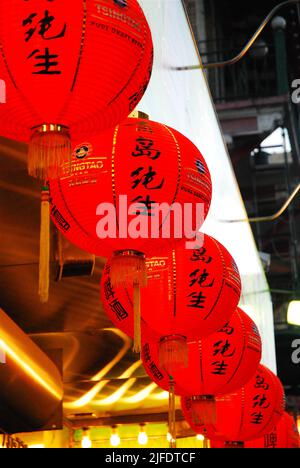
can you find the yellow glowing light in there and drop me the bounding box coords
[28,445,45,449]
[92,361,142,406]
[62,328,170,410]
[92,378,137,406]
[110,427,120,447]
[196,434,205,441]
[288,301,300,326]
[0,340,61,400]
[297,416,300,434]
[138,426,148,445]
[81,436,92,449]
[150,390,169,401]
[64,380,110,409]
[121,382,157,404]
[91,329,132,381]
[122,360,142,377]
[167,432,175,444]
[64,327,169,410]
[64,329,135,410]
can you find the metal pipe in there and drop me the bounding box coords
[177,0,300,70]
[219,183,300,224]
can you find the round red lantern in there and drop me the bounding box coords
[0,0,153,179]
[100,233,240,353]
[51,115,212,345]
[49,116,212,257]
[141,308,261,423]
[210,413,299,449]
[181,364,285,443]
[141,307,261,394]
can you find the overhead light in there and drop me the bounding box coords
[287,301,300,326]
[196,434,205,441]
[28,444,45,449]
[166,432,175,444]
[81,428,92,449]
[110,426,120,447]
[138,424,148,445]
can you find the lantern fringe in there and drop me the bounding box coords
[159,335,188,376]
[111,251,147,354]
[191,395,217,426]
[29,125,71,180]
[110,251,147,287]
[39,186,50,303]
[168,378,176,449]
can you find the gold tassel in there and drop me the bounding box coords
[28,124,71,180]
[111,250,147,353]
[168,377,176,449]
[110,250,147,287]
[39,185,50,303]
[203,437,210,449]
[133,281,141,353]
[159,335,188,375]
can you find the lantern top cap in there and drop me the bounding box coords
[128,110,150,120]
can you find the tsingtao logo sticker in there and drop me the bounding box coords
[73,143,93,160]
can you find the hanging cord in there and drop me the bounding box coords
[176,0,300,70]
[168,377,177,449]
[39,185,50,303]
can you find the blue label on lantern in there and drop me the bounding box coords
[114,0,127,8]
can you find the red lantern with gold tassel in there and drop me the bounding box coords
[0,0,153,180]
[141,308,261,425]
[51,116,213,347]
[100,234,240,354]
[0,0,153,303]
[181,364,285,446]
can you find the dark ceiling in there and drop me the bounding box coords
[0,136,170,431]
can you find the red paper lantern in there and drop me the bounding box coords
[49,117,212,258]
[141,307,262,395]
[141,307,261,424]
[0,0,153,178]
[100,234,241,355]
[51,116,212,347]
[181,364,285,443]
[211,413,299,449]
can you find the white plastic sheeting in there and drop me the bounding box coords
[139,0,276,371]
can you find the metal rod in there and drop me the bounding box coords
[176,0,300,70]
[282,128,299,286]
[219,183,300,223]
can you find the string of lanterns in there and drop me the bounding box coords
[0,0,298,449]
